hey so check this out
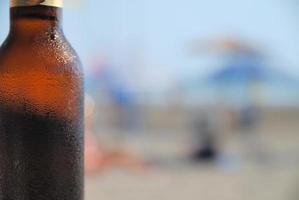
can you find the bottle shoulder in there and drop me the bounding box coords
[0,30,83,75]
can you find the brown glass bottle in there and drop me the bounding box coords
[0,1,84,200]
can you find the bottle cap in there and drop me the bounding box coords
[11,0,63,8]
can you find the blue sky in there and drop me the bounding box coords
[1,0,299,81]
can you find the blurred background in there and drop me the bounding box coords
[2,0,299,199]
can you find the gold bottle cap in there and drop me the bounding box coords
[11,0,63,8]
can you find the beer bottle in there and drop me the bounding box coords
[0,0,84,199]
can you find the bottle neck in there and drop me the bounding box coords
[10,6,62,36]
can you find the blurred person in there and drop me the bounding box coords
[84,94,145,174]
[239,102,260,130]
[237,102,269,164]
[87,57,140,131]
[190,109,219,162]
